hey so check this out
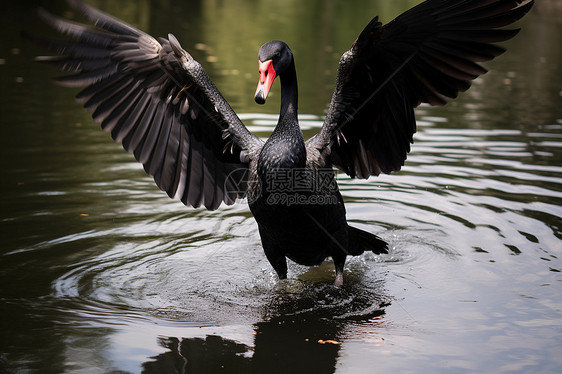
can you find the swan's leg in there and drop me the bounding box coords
[334,271,344,287]
[259,228,288,279]
[333,254,346,286]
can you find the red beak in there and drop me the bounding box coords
[254,59,276,104]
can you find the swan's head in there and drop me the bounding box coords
[254,40,293,105]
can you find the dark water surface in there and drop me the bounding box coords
[1,1,562,373]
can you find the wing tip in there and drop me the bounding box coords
[168,33,185,59]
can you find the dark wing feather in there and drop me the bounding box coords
[33,0,262,210]
[306,0,534,178]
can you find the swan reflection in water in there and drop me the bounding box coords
[142,282,387,374]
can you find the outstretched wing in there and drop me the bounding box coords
[32,0,262,210]
[306,0,534,178]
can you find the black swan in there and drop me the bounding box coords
[31,0,534,285]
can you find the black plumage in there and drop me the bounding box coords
[31,0,534,285]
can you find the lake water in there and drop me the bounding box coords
[1,0,561,373]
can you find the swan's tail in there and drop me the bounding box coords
[348,226,388,256]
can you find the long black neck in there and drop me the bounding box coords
[258,57,305,178]
[280,59,298,123]
[273,58,300,137]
